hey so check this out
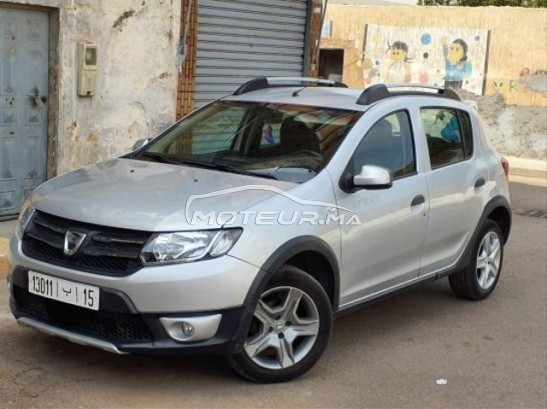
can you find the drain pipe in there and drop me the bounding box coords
[313,0,329,73]
[177,0,194,72]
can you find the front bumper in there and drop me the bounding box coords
[9,267,253,354]
[9,233,259,313]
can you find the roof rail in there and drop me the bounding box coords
[233,77,348,96]
[356,83,461,105]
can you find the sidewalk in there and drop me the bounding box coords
[0,236,9,279]
[508,156,547,180]
[0,220,15,278]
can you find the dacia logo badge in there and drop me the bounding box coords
[64,230,86,256]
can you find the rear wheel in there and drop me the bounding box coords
[228,265,332,383]
[449,220,504,300]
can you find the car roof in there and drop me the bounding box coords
[225,87,368,111]
[222,78,468,112]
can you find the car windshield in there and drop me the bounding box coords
[134,101,363,183]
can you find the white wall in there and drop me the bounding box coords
[2,0,181,174]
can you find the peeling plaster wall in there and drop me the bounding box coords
[2,0,181,175]
[57,0,181,174]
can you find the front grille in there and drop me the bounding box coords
[22,211,151,276]
[14,286,154,343]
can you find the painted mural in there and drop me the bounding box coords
[363,24,490,95]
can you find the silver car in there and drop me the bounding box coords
[8,78,511,382]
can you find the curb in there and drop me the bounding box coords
[507,156,547,181]
[510,167,547,180]
[0,237,9,279]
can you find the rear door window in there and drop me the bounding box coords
[420,108,473,169]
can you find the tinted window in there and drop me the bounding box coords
[351,111,416,179]
[459,111,473,158]
[137,101,362,183]
[421,108,472,168]
[191,106,246,154]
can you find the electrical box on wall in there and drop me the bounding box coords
[77,43,98,97]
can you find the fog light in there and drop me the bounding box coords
[160,315,222,342]
[182,322,195,337]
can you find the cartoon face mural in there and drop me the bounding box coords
[386,41,412,83]
[390,41,408,62]
[447,40,466,64]
[362,25,489,95]
[444,38,472,90]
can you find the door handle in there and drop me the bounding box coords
[411,194,425,207]
[30,87,47,107]
[474,178,486,188]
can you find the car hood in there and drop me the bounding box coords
[32,158,296,231]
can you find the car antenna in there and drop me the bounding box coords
[292,79,320,97]
[292,86,306,97]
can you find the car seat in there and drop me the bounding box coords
[279,117,320,155]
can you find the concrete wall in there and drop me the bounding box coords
[321,4,547,160]
[322,5,547,107]
[1,0,181,175]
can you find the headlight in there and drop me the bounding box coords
[16,200,35,238]
[141,229,242,265]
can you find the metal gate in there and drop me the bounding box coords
[195,0,308,106]
[0,8,49,217]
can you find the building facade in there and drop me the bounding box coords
[177,0,323,116]
[320,4,547,107]
[0,0,322,217]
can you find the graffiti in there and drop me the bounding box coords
[362,24,490,95]
[492,79,522,93]
[492,69,547,95]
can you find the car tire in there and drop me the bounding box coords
[449,219,504,300]
[227,264,332,383]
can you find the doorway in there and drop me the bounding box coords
[319,48,344,82]
[0,7,49,217]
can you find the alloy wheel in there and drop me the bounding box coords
[244,286,320,370]
[476,231,502,290]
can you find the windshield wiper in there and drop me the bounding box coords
[178,159,278,180]
[140,153,277,180]
[140,152,184,165]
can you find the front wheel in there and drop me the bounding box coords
[228,265,332,383]
[449,220,504,300]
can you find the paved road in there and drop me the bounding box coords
[0,182,545,409]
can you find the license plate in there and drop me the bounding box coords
[28,271,100,311]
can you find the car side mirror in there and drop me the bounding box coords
[353,165,392,189]
[132,138,151,151]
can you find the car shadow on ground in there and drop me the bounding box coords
[6,277,469,387]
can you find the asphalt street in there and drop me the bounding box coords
[0,181,545,409]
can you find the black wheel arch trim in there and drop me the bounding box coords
[478,195,512,244]
[231,236,340,353]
